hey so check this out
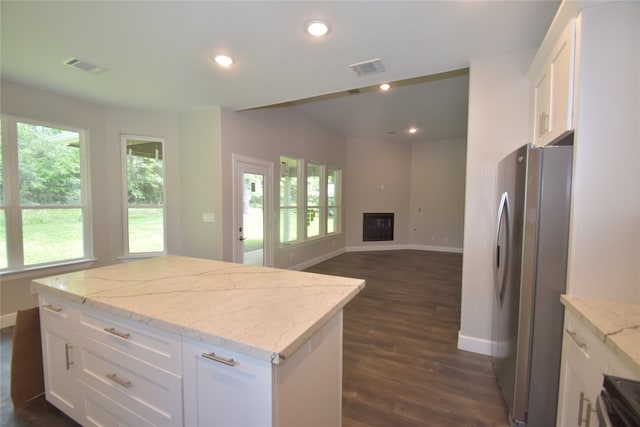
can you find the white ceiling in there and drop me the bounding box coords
[0,1,559,143]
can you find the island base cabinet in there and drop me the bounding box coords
[183,311,343,427]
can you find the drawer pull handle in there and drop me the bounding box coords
[202,352,238,367]
[43,304,63,313]
[64,343,73,370]
[578,391,595,426]
[566,329,587,349]
[104,327,130,339]
[106,373,132,388]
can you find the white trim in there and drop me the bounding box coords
[345,244,463,254]
[288,248,345,271]
[1,312,18,328]
[457,331,494,356]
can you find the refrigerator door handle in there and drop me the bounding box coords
[494,191,509,308]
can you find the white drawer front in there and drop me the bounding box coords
[79,307,181,374]
[39,294,79,327]
[79,336,182,427]
[80,381,155,427]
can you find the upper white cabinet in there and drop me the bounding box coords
[531,18,576,146]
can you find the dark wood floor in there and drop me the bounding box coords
[306,250,509,427]
[1,250,508,426]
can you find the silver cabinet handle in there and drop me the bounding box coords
[64,343,73,370]
[566,329,587,350]
[104,327,130,339]
[106,373,132,388]
[578,391,595,426]
[202,352,238,367]
[43,304,63,313]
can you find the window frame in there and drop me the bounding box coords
[305,162,325,240]
[326,167,341,235]
[121,134,167,257]
[279,155,302,246]
[0,114,92,273]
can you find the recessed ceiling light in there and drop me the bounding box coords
[379,83,391,91]
[409,127,418,134]
[305,20,330,37]
[213,54,234,67]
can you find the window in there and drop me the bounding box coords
[306,163,324,239]
[122,135,166,256]
[0,115,90,271]
[327,168,341,234]
[279,156,299,244]
[279,154,342,245]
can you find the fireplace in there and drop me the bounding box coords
[362,213,394,241]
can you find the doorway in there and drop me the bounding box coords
[232,155,273,266]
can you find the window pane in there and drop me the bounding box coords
[0,209,6,268]
[280,157,298,206]
[22,208,83,265]
[126,140,164,205]
[328,207,338,234]
[280,208,297,243]
[128,208,164,253]
[328,169,338,206]
[125,137,165,254]
[17,122,80,205]
[0,119,4,205]
[307,164,321,206]
[307,207,320,238]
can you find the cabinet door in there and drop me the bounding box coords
[39,297,82,423]
[556,312,607,427]
[182,337,272,427]
[547,19,576,143]
[533,69,551,146]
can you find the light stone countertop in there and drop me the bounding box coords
[30,255,365,364]
[561,295,640,377]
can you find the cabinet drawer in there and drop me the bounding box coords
[80,381,155,427]
[78,307,181,374]
[39,294,79,328]
[79,336,182,427]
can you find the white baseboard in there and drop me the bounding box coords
[1,312,17,329]
[289,248,346,271]
[457,331,494,356]
[345,244,463,254]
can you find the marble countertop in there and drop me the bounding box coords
[561,295,640,377]
[30,255,365,364]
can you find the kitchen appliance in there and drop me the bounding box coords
[492,136,573,426]
[597,375,640,427]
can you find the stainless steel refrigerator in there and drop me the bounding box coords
[492,138,573,427]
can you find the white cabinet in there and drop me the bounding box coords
[39,294,82,424]
[531,18,576,146]
[556,310,639,427]
[39,296,183,427]
[183,311,343,427]
[183,338,273,426]
[38,293,345,427]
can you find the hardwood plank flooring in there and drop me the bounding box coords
[305,250,509,427]
[1,250,508,426]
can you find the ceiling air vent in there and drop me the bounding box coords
[63,57,104,74]
[349,59,385,77]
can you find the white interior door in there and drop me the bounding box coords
[232,155,273,266]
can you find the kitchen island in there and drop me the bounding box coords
[30,255,365,426]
